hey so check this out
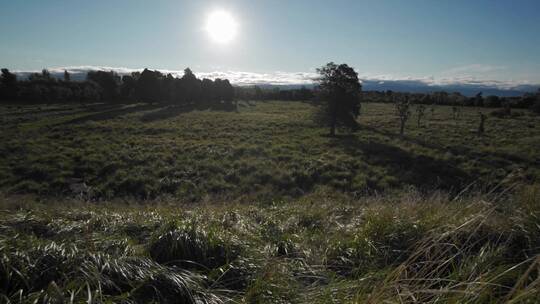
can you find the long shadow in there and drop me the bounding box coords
[140,104,196,122]
[330,134,471,191]
[7,106,80,116]
[359,124,537,169]
[5,103,113,117]
[60,103,161,125]
[79,103,129,112]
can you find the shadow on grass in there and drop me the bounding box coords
[140,103,237,122]
[330,134,471,191]
[6,103,122,118]
[359,124,537,170]
[140,104,196,122]
[60,103,161,125]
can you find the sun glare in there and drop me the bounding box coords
[205,10,238,44]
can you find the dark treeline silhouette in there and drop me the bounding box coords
[0,68,235,110]
[1,67,539,113]
[235,85,314,101]
[0,68,102,103]
[362,90,540,112]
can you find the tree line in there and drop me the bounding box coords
[362,90,540,112]
[235,85,314,101]
[0,68,236,110]
[1,66,539,115]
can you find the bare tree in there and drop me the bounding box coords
[416,104,426,127]
[452,105,461,120]
[63,70,71,82]
[478,112,487,134]
[395,97,411,135]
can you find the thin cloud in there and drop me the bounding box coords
[442,64,507,75]
[12,65,540,92]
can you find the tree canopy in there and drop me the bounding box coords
[314,62,362,136]
[0,68,235,109]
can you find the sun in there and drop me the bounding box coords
[205,10,238,44]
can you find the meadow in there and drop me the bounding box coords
[1,101,540,303]
[1,101,539,201]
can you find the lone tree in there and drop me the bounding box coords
[478,112,487,134]
[416,104,426,127]
[1,68,17,86]
[314,62,361,136]
[63,70,71,82]
[395,96,411,135]
[452,105,461,120]
[0,69,18,100]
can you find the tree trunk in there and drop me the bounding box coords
[330,105,337,136]
[478,118,485,134]
[400,120,405,135]
[478,113,486,134]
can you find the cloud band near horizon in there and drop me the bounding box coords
[10,65,540,91]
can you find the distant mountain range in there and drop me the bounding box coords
[13,67,539,97]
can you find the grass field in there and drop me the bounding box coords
[1,101,540,303]
[1,101,539,201]
[1,187,540,303]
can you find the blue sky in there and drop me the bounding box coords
[1,0,539,86]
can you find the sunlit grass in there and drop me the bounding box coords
[1,185,539,302]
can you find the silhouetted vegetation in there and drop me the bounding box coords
[532,89,540,114]
[0,68,235,110]
[362,89,540,114]
[395,97,411,135]
[2,67,540,117]
[452,105,461,120]
[235,85,314,101]
[415,104,426,127]
[313,62,362,136]
[478,112,487,134]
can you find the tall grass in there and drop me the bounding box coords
[1,185,540,302]
[0,239,225,303]
[362,187,540,303]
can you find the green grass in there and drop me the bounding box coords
[1,186,540,303]
[1,100,540,302]
[1,101,539,201]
